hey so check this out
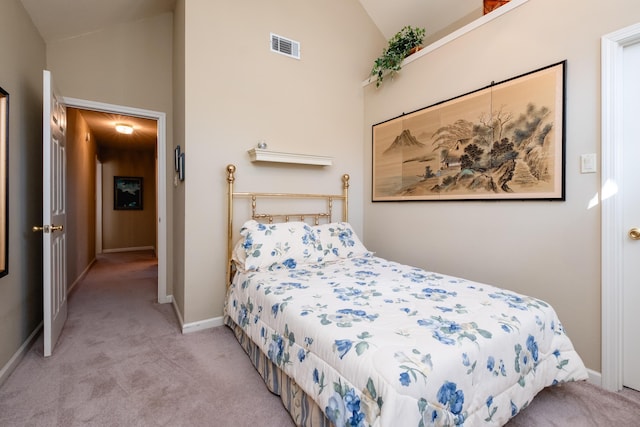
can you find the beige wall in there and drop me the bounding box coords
[363,0,640,373]
[172,0,186,318]
[100,148,156,250]
[45,12,174,293]
[46,13,174,113]
[181,0,385,323]
[0,0,46,376]
[66,109,97,286]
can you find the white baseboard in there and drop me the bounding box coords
[169,296,223,334]
[102,246,155,254]
[159,294,173,304]
[182,316,224,334]
[0,322,43,387]
[171,297,184,329]
[586,368,602,387]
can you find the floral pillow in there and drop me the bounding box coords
[238,220,321,271]
[313,222,371,262]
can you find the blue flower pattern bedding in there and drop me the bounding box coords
[225,221,588,426]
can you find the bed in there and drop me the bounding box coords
[223,165,588,427]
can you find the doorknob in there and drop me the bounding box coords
[629,227,640,240]
[32,224,63,233]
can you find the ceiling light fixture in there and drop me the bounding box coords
[115,123,134,134]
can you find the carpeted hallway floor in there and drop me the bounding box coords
[1,251,639,426]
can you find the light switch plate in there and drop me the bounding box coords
[580,153,597,173]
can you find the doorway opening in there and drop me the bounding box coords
[63,97,169,304]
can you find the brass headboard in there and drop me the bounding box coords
[226,164,350,286]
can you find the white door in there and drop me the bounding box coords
[40,70,68,357]
[622,42,640,391]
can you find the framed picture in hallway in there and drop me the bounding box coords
[114,176,143,210]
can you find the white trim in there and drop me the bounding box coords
[601,22,640,392]
[171,297,184,329]
[0,322,43,386]
[182,316,224,334]
[362,0,530,87]
[62,97,169,305]
[587,369,602,388]
[95,160,102,254]
[102,246,155,253]
[169,298,223,334]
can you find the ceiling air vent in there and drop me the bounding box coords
[270,33,300,60]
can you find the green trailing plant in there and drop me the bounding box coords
[371,26,426,87]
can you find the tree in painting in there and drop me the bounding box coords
[399,103,555,197]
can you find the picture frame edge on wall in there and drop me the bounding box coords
[174,145,181,172]
[0,86,8,277]
[178,152,185,181]
[371,60,567,202]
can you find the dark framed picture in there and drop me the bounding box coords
[372,61,566,202]
[178,152,185,181]
[174,145,181,172]
[0,86,8,277]
[114,176,143,210]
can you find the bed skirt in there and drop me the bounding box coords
[224,316,333,427]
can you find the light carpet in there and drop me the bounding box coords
[0,251,638,426]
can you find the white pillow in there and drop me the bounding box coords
[238,220,321,271]
[313,222,371,262]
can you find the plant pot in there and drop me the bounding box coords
[483,0,510,14]
[408,46,423,56]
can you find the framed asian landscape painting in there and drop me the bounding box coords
[372,61,566,201]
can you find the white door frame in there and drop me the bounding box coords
[63,96,170,304]
[601,22,640,392]
[95,160,102,254]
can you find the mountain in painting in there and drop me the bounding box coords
[383,129,424,155]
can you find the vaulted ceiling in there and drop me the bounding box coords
[20,0,483,150]
[358,0,481,40]
[20,0,482,44]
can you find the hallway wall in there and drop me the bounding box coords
[100,147,156,251]
[66,109,98,287]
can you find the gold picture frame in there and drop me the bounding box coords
[372,61,566,202]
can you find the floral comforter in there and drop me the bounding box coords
[225,255,587,426]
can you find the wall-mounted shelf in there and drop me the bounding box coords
[248,148,333,166]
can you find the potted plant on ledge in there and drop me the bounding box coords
[370,25,426,87]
